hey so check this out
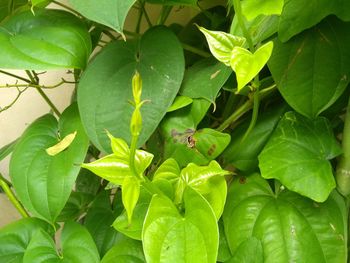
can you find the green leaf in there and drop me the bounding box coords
[279,0,350,41]
[0,0,27,22]
[241,0,284,21]
[180,58,232,104]
[76,169,101,195]
[226,237,263,263]
[122,176,141,223]
[198,26,246,66]
[217,219,232,262]
[0,218,52,262]
[82,148,153,185]
[85,191,119,257]
[69,0,135,36]
[230,14,279,46]
[153,158,180,182]
[78,26,185,152]
[9,103,89,223]
[223,174,347,263]
[0,9,91,70]
[23,222,100,262]
[146,0,197,6]
[230,41,273,91]
[57,191,94,222]
[167,96,193,112]
[113,187,152,240]
[143,187,218,263]
[222,103,287,172]
[101,235,145,263]
[269,17,350,118]
[258,111,342,202]
[0,138,18,162]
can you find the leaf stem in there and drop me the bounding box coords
[139,0,152,28]
[25,71,61,117]
[336,95,350,197]
[0,173,30,218]
[0,70,31,83]
[217,84,276,131]
[157,5,173,25]
[181,43,211,58]
[233,0,254,51]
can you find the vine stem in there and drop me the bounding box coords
[182,43,211,57]
[336,95,350,196]
[25,71,61,117]
[0,70,31,83]
[232,0,254,51]
[0,173,30,218]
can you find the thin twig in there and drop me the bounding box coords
[0,87,28,113]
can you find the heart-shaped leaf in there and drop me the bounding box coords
[122,176,141,223]
[279,0,350,42]
[69,0,136,36]
[142,187,218,263]
[0,218,52,262]
[241,0,284,21]
[269,17,350,118]
[198,26,246,66]
[226,237,263,263]
[258,111,342,202]
[223,174,347,263]
[0,9,91,69]
[101,235,145,263]
[78,26,185,152]
[9,103,89,223]
[23,222,100,263]
[167,96,193,112]
[230,41,273,91]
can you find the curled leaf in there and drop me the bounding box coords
[46,131,77,156]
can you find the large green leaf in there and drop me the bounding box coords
[0,9,91,69]
[0,218,52,262]
[9,103,89,223]
[269,17,350,118]
[101,235,145,263]
[222,103,287,172]
[223,174,347,263]
[258,111,342,202]
[85,191,119,257]
[226,237,263,263]
[142,187,218,263]
[279,0,350,41]
[23,222,100,262]
[180,58,232,104]
[68,0,135,35]
[78,26,184,152]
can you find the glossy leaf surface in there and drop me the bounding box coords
[279,0,350,41]
[143,187,218,263]
[269,17,350,118]
[69,0,136,35]
[259,111,342,202]
[0,10,91,69]
[78,26,184,152]
[10,104,89,223]
[230,41,273,91]
[23,222,100,262]
[0,218,51,262]
[223,174,347,263]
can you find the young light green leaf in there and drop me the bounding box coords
[153,158,180,182]
[167,96,193,112]
[46,131,77,156]
[69,0,136,36]
[198,26,246,66]
[230,41,273,91]
[122,176,141,223]
[241,0,284,21]
[258,111,342,202]
[106,131,129,157]
[142,187,218,263]
[23,222,100,263]
[0,9,91,70]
